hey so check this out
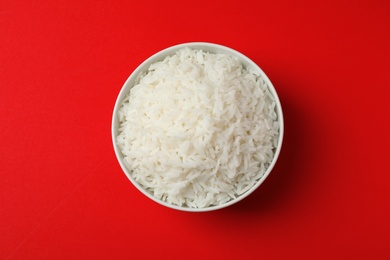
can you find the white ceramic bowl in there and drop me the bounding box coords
[112,42,284,212]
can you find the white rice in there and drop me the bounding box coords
[117,47,279,208]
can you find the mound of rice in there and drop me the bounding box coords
[117,47,279,208]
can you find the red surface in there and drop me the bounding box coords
[1,0,389,259]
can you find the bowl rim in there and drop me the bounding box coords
[111,42,284,212]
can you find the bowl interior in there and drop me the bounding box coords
[112,42,284,212]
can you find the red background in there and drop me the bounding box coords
[1,0,389,259]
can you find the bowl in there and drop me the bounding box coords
[112,42,284,212]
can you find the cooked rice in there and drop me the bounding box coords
[117,47,279,208]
